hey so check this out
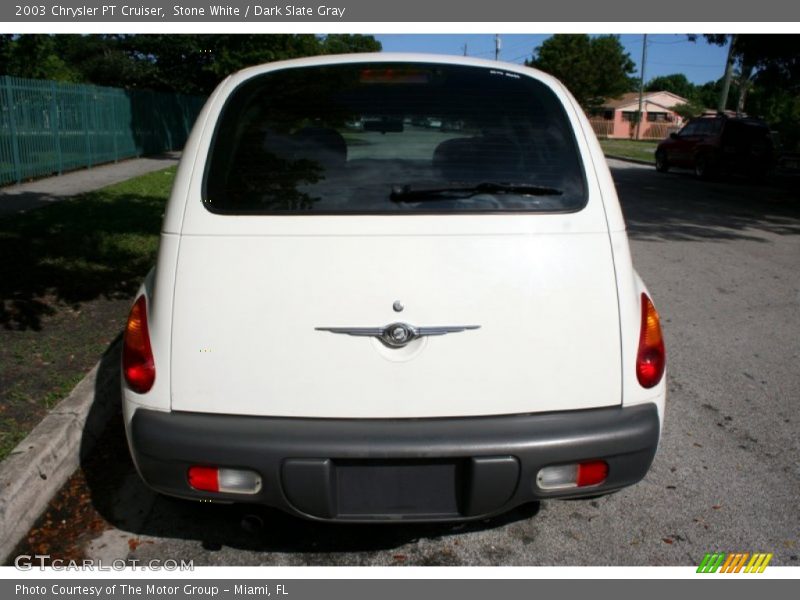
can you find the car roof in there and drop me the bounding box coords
[692,114,769,128]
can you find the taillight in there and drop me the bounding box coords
[576,460,609,487]
[636,293,665,388]
[187,466,262,494]
[187,466,219,492]
[537,460,609,490]
[123,295,155,393]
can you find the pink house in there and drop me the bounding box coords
[589,91,689,140]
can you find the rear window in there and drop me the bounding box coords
[203,62,587,214]
[722,120,771,143]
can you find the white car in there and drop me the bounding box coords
[121,54,666,522]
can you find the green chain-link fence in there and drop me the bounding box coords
[0,75,206,186]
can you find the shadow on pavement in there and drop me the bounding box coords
[612,164,800,243]
[81,344,540,558]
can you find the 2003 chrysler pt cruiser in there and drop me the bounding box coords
[121,54,666,522]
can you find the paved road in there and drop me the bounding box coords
[26,160,800,566]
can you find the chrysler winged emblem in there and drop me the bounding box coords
[315,322,480,348]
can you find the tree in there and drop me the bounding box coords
[695,35,799,105]
[672,101,705,120]
[320,34,382,55]
[0,34,382,95]
[645,74,697,101]
[699,34,799,85]
[2,35,80,81]
[56,35,157,89]
[696,34,800,148]
[695,79,727,111]
[527,34,636,108]
[0,35,13,67]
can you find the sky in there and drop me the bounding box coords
[374,34,732,85]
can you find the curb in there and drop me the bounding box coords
[605,154,655,167]
[0,341,120,564]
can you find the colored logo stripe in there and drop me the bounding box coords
[697,552,772,573]
[721,553,749,573]
[745,553,773,573]
[697,553,725,573]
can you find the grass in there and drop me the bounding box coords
[0,417,28,460]
[0,167,175,461]
[600,139,659,163]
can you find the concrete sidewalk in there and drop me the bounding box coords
[0,152,180,216]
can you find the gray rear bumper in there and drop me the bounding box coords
[129,403,660,522]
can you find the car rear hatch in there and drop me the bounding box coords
[170,223,620,418]
[168,59,622,419]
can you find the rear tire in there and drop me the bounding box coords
[748,166,769,183]
[694,155,713,180]
[655,151,669,173]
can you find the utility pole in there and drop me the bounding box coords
[495,34,501,60]
[462,43,468,57]
[718,34,738,114]
[635,33,648,141]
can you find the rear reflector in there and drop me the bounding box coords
[536,460,609,490]
[187,466,218,492]
[188,466,261,495]
[576,460,609,487]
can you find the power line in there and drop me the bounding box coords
[469,47,499,57]
[649,39,695,45]
[649,61,727,68]
[508,53,533,63]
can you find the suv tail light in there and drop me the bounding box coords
[123,295,155,393]
[636,293,665,388]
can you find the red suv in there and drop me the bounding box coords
[655,114,775,180]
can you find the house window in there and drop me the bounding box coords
[588,108,614,120]
[621,111,638,122]
[647,112,668,122]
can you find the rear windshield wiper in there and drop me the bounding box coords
[390,182,563,202]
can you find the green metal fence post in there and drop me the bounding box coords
[49,81,63,175]
[82,87,92,167]
[92,87,100,165]
[3,76,23,184]
[110,92,118,162]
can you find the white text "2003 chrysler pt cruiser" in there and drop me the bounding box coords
[122,54,666,522]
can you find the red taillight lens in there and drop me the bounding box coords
[123,295,155,394]
[636,293,665,388]
[188,466,219,492]
[576,460,609,487]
